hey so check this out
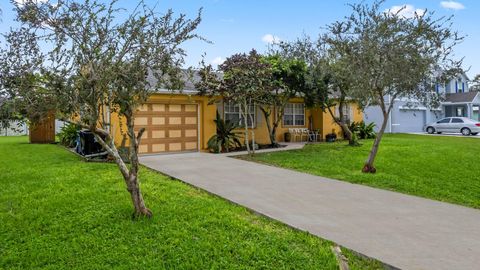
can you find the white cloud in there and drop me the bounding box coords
[262,34,281,44]
[440,1,465,10]
[14,0,50,6]
[385,4,425,18]
[211,57,225,66]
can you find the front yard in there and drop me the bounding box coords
[242,134,480,209]
[0,136,382,269]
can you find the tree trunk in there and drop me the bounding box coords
[242,100,251,155]
[127,173,152,218]
[248,103,255,155]
[125,113,152,218]
[261,106,279,147]
[326,104,358,146]
[362,95,393,173]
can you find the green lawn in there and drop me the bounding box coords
[242,134,480,209]
[0,136,382,269]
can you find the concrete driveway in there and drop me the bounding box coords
[140,152,480,270]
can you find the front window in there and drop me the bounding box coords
[224,102,255,128]
[283,103,305,126]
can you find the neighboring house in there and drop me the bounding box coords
[364,72,476,133]
[108,73,363,154]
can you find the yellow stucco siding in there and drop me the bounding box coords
[321,102,363,139]
[108,93,363,151]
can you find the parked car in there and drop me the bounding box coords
[425,117,480,136]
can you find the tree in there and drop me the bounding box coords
[12,0,203,218]
[470,74,480,92]
[0,28,54,130]
[197,50,272,155]
[274,36,359,146]
[333,1,462,173]
[259,55,307,146]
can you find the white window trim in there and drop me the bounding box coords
[283,103,306,127]
[224,102,256,128]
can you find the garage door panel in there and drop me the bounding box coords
[134,103,199,154]
[135,124,197,131]
[393,110,426,133]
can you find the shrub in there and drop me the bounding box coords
[207,111,242,153]
[58,123,80,147]
[349,121,376,139]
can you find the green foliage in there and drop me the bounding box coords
[245,134,480,209]
[197,49,274,154]
[0,136,375,269]
[207,111,242,153]
[349,121,376,139]
[57,123,81,148]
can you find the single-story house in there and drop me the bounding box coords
[108,79,363,154]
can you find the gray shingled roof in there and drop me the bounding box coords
[445,92,478,103]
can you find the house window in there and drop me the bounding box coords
[224,102,255,128]
[342,104,352,124]
[283,103,305,126]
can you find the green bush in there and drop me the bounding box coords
[348,121,376,139]
[207,111,242,153]
[57,123,81,147]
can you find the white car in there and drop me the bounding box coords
[425,117,480,136]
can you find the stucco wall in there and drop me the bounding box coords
[364,100,442,133]
[109,93,363,150]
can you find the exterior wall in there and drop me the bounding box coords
[364,100,442,133]
[321,102,363,139]
[217,97,319,145]
[109,93,364,151]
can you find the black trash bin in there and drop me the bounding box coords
[77,130,105,156]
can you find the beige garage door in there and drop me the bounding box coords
[134,103,199,154]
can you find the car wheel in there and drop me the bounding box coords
[461,128,471,136]
[426,127,435,134]
[472,133,478,136]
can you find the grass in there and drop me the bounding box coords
[0,136,383,269]
[242,134,480,209]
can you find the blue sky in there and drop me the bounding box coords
[1,0,478,77]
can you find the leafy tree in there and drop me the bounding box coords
[470,74,480,92]
[11,0,203,218]
[259,55,307,146]
[273,35,359,146]
[333,1,462,173]
[197,49,272,155]
[0,28,54,130]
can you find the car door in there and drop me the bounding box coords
[435,118,451,132]
[450,118,464,133]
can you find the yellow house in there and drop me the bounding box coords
[108,88,363,155]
